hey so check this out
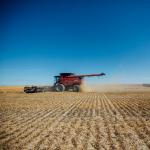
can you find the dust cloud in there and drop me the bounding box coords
[80,82,94,92]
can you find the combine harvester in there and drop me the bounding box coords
[24,72,105,93]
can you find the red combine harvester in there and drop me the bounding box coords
[24,72,105,93]
[54,73,105,92]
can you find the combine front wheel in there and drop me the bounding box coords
[54,84,65,92]
[73,85,80,92]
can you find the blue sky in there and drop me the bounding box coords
[0,0,150,85]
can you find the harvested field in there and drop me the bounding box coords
[0,86,23,93]
[0,91,150,150]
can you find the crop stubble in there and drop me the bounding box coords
[0,92,150,150]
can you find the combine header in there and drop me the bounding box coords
[24,72,105,93]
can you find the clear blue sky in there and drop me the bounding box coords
[0,0,150,85]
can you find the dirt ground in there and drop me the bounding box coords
[0,87,150,150]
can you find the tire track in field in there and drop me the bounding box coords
[103,94,149,149]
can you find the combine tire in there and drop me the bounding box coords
[55,84,65,92]
[73,85,80,92]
